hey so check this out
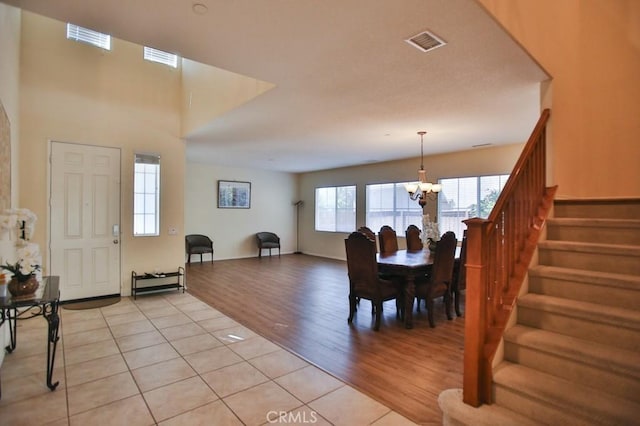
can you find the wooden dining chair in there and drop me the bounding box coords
[378,225,399,253]
[358,225,394,312]
[405,224,423,251]
[414,231,457,327]
[344,231,404,331]
[357,226,377,249]
[356,226,376,311]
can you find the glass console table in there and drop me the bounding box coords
[0,276,61,399]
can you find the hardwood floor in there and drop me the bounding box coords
[185,254,465,425]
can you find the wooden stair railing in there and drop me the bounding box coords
[462,108,557,406]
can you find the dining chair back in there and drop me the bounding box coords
[405,224,423,251]
[358,225,392,309]
[344,231,403,330]
[415,231,457,327]
[378,225,399,253]
[357,226,377,249]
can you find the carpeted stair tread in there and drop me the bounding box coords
[538,239,640,255]
[553,199,640,220]
[438,388,542,426]
[493,362,640,425]
[529,265,640,291]
[518,293,640,330]
[504,325,640,380]
[547,217,640,228]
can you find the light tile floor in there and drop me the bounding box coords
[0,291,419,425]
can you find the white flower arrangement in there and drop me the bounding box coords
[0,214,13,231]
[422,214,441,244]
[0,208,37,241]
[17,243,40,267]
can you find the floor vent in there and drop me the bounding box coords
[405,30,446,53]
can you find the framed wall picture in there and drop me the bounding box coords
[0,102,10,211]
[218,180,251,209]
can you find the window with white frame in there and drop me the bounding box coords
[315,186,356,232]
[66,23,111,50]
[133,153,160,236]
[143,46,178,68]
[437,174,509,238]
[365,183,423,233]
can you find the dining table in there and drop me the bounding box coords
[377,247,461,329]
[377,249,434,329]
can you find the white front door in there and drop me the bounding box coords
[49,142,121,301]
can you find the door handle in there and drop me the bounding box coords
[113,240,119,244]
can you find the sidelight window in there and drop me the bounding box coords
[133,153,160,236]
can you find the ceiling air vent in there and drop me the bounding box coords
[405,30,446,53]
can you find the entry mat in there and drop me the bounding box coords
[62,296,121,310]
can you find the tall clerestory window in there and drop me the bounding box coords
[66,23,111,50]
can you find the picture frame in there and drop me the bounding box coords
[0,102,11,211]
[217,180,251,209]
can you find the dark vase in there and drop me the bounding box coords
[8,275,39,299]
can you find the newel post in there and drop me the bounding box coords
[462,217,491,406]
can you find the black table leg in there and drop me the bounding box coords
[44,301,60,391]
[0,310,3,400]
[5,307,17,353]
[0,308,17,401]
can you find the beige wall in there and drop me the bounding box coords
[19,12,185,294]
[185,162,297,259]
[181,58,274,137]
[0,3,21,207]
[299,144,524,260]
[478,0,640,199]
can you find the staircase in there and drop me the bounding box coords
[440,199,640,425]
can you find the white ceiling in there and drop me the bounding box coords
[3,0,549,173]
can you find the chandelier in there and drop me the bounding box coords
[404,131,441,207]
